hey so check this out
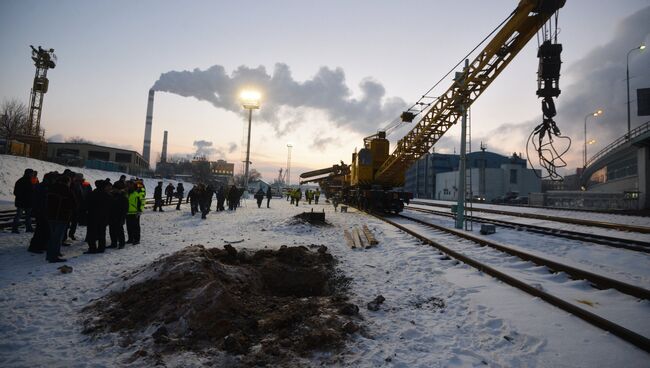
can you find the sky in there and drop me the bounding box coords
[1,0,649,183]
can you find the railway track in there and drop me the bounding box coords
[410,200,650,234]
[373,212,650,353]
[406,206,650,253]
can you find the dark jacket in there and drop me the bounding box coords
[176,184,184,198]
[165,184,175,196]
[254,189,264,201]
[266,187,272,199]
[109,191,129,223]
[154,185,163,199]
[46,183,75,223]
[88,189,112,225]
[228,186,240,202]
[14,176,34,208]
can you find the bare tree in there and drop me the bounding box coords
[0,99,29,139]
[65,136,93,144]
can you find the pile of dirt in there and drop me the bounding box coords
[82,244,357,366]
[290,211,331,226]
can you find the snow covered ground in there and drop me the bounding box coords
[1,158,649,367]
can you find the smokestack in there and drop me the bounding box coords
[161,130,168,163]
[142,89,154,166]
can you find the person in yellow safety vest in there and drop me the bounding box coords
[315,188,321,204]
[126,180,143,245]
[294,188,302,207]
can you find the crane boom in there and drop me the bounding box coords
[375,0,565,186]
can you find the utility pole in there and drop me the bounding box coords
[455,59,469,230]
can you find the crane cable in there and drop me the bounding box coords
[381,8,517,137]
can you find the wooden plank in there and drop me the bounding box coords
[343,230,356,249]
[362,225,379,246]
[352,227,364,248]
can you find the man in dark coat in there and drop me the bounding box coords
[254,188,265,208]
[67,173,86,240]
[153,181,164,212]
[266,186,273,208]
[187,185,201,216]
[216,186,226,211]
[228,185,240,211]
[12,168,35,233]
[175,183,184,210]
[199,185,214,219]
[108,181,128,249]
[165,183,175,205]
[45,175,75,262]
[28,171,57,253]
[86,180,112,253]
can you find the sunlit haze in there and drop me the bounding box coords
[1,0,649,182]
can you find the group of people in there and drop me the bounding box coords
[186,184,245,218]
[153,182,185,211]
[12,169,147,263]
[286,187,320,206]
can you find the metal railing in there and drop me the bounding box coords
[586,120,650,168]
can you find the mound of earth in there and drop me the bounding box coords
[82,244,357,366]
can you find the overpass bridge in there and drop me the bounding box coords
[581,120,650,209]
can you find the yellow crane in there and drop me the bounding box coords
[301,0,566,212]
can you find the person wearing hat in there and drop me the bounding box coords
[12,168,35,233]
[108,180,128,249]
[86,180,112,253]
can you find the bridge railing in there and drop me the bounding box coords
[586,120,650,168]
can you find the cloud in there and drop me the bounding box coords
[312,136,336,151]
[152,63,407,136]
[227,142,237,153]
[474,6,650,170]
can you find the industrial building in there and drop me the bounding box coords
[47,142,149,176]
[404,150,541,202]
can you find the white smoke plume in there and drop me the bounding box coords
[152,63,407,137]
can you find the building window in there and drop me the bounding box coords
[88,150,110,161]
[56,148,79,157]
[115,153,132,163]
[510,169,518,184]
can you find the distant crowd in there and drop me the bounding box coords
[10,167,324,263]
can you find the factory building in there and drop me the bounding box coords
[404,150,541,202]
[47,142,149,176]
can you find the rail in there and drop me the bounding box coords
[406,206,650,253]
[371,212,650,353]
[409,200,650,234]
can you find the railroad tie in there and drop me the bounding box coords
[352,227,364,248]
[343,230,356,249]
[362,225,379,247]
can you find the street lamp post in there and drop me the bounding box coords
[626,44,646,138]
[583,109,602,168]
[240,90,260,193]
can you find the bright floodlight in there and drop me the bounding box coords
[240,90,261,109]
[640,45,646,50]
[594,109,603,116]
[588,139,596,145]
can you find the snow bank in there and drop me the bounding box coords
[0,154,191,205]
